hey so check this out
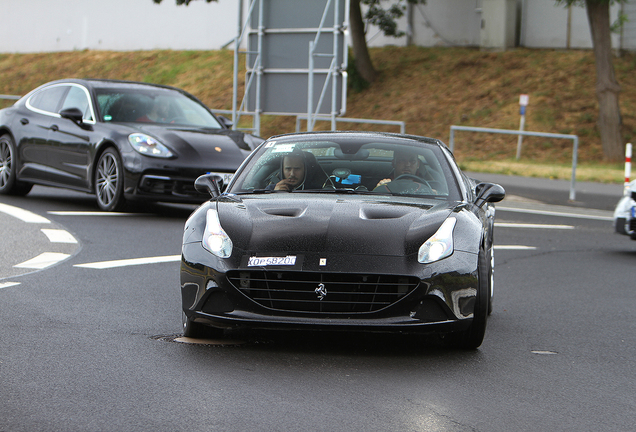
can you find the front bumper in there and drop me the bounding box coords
[180,242,479,334]
[613,192,636,239]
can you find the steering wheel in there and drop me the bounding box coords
[394,174,431,188]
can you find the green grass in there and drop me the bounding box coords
[1,47,635,183]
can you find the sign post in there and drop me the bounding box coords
[516,94,529,160]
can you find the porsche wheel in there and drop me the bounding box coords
[0,135,33,196]
[95,147,126,211]
[452,248,490,349]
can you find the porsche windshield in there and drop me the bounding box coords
[229,138,461,199]
[95,88,222,128]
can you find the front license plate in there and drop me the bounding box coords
[631,206,636,218]
[248,256,297,267]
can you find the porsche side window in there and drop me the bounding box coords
[60,86,93,122]
[28,85,68,114]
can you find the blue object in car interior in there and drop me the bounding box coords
[337,174,361,185]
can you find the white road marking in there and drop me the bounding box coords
[47,211,139,216]
[74,255,181,269]
[494,245,537,250]
[496,223,574,229]
[41,229,78,244]
[497,206,613,221]
[0,282,21,289]
[14,252,70,269]
[0,203,50,224]
[532,350,558,355]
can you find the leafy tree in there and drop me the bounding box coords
[557,0,625,161]
[352,1,426,84]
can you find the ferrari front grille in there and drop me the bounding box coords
[227,270,419,314]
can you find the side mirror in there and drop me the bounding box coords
[195,174,224,197]
[217,115,233,128]
[475,182,505,208]
[59,107,84,123]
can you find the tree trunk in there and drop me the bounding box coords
[349,0,378,83]
[586,0,623,161]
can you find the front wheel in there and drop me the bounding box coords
[451,248,490,349]
[94,147,126,211]
[182,311,224,339]
[0,135,33,196]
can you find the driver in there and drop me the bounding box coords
[374,148,421,190]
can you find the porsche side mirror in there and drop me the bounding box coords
[217,115,233,128]
[475,182,505,208]
[195,174,224,197]
[59,107,84,123]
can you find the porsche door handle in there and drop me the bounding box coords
[50,124,59,132]
[20,118,29,125]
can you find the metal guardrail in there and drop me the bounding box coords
[296,115,405,134]
[449,125,579,201]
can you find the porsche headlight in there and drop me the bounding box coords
[202,209,233,258]
[128,133,173,158]
[418,217,456,264]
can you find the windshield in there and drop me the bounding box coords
[228,136,461,199]
[95,87,222,128]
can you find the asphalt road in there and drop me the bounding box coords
[1,177,634,432]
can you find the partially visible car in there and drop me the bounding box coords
[0,79,262,211]
[613,180,636,239]
[180,131,505,349]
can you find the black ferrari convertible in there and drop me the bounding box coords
[181,131,505,348]
[0,79,262,211]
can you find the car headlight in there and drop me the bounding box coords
[202,209,233,258]
[128,133,173,158]
[418,217,456,264]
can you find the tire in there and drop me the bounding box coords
[451,247,490,349]
[488,245,494,315]
[94,147,126,211]
[182,311,223,339]
[0,135,33,196]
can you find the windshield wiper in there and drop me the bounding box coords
[233,189,274,194]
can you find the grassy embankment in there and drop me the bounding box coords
[1,47,634,183]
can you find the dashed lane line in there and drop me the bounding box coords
[47,211,140,216]
[494,245,537,250]
[0,282,21,289]
[497,206,613,221]
[495,223,574,230]
[0,203,51,223]
[14,252,71,269]
[74,255,181,269]
[41,229,78,243]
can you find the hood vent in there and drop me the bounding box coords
[359,205,431,220]
[260,207,307,218]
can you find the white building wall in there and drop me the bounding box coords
[364,0,481,48]
[0,0,634,53]
[520,0,621,49]
[0,0,241,53]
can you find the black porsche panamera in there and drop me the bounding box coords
[181,131,505,349]
[0,79,262,211]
